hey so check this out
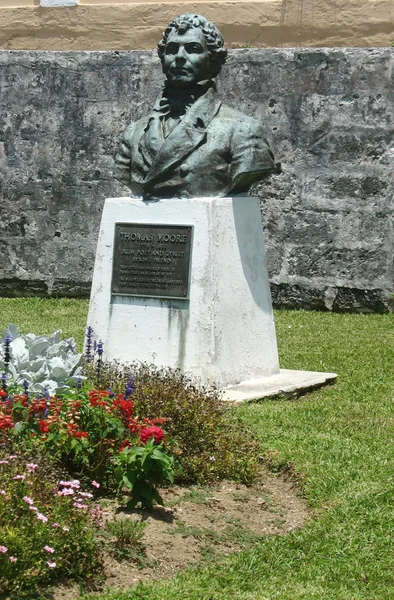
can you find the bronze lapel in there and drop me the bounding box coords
[143,87,222,188]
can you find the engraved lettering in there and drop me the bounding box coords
[113,224,192,298]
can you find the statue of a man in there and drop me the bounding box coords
[114,13,277,200]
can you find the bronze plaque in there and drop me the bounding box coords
[111,223,193,299]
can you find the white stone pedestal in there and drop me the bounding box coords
[88,196,337,399]
[88,196,281,388]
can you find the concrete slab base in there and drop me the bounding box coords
[222,369,337,403]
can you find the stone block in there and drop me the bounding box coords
[87,196,280,388]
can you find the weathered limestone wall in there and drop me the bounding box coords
[0,0,393,51]
[0,49,393,311]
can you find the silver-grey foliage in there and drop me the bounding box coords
[0,325,84,394]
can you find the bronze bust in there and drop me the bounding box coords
[114,14,277,200]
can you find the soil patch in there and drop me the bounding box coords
[53,469,310,599]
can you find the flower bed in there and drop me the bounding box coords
[0,326,261,598]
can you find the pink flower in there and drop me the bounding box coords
[139,425,166,445]
[9,556,17,563]
[91,480,100,488]
[8,455,17,460]
[73,502,88,509]
[57,488,74,496]
[12,475,25,481]
[52,522,60,528]
[0,546,7,553]
[59,480,80,489]
[26,463,38,472]
[78,492,93,498]
[36,513,48,523]
[43,545,55,553]
[0,460,9,465]
[90,506,104,520]
[0,490,6,495]
[29,506,38,512]
[47,561,57,568]
[23,496,34,505]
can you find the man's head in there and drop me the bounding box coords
[158,14,227,87]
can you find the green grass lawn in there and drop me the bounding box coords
[1,299,393,599]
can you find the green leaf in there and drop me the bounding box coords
[126,466,137,486]
[123,474,134,490]
[13,421,25,435]
[114,466,123,482]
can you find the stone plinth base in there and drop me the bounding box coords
[222,369,337,403]
[87,196,280,389]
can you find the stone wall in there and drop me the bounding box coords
[0,48,393,311]
[0,0,393,50]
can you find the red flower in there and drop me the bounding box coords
[127,417,141,434]
[113,397,134,419]
[74,431,88,439]
[39,420,49,434]
[0,390,7,399]
[0,414,13,430]
[29,399,47,417]
[150,417,167,425]
[119,440,131,452]
[139,426,166,446]
[66,423,78,436]
[88,389,110,408]
[13,394,29,406]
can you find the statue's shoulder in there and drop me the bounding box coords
[120,114,151,142]
[217,104,265,133]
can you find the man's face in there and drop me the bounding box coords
[163,28,210,87]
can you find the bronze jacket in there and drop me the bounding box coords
[114,86,276,199]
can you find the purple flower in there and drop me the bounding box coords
[3,334,11,372]
[22,379,29,396]
[1,372,7,393]
[95,340,104,383]
[76,376,82,391]
[85,326,94,363]
[124,376,134,400]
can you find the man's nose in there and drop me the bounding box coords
[175,46,187,62]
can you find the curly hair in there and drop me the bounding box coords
[158,14,227,79]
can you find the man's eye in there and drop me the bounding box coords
[185,43,203,53]
[165,44,178,55]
